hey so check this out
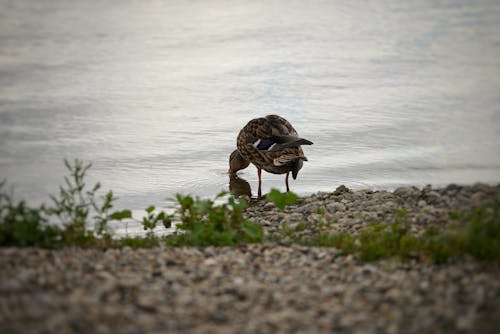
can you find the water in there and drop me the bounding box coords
[1,0,500,212]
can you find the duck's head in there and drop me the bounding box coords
[229,149,250,174]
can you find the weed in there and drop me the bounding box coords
[46,159,131,240]
[421,227,454,263]
[0,160,131,247]
[316,206,326,215]
[0,182,62,247]
[1,159,498,261]
[118,236,160,248]
[165,192,263,247]
[266,189,299,211]
[141,205,173,238]
[288,203,500,263]
[357,210,420,261]
[305,232,357,254]
[295,222,307,232]
[441,202,500,262]
[0,161,263,248]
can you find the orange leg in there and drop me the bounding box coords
[257,168,262,198]
[285,171,290,192]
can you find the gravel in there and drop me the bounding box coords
[246,183,500,239]
[1,183,499,333]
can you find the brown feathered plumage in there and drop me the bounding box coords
[229,115,313,195]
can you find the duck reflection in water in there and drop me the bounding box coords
[229,115,313,198]
[229,173,252,199]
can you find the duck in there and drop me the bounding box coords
[229,115,313,197]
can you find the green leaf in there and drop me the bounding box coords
[162,215,172,229]
[110,209,132,220]
[92,182,101,192]
[266,189,299,211]
[156,212,165,221]
[216,191,229,199]
[145,205,155,214]
[242,222,263,242]
[176,194,194,210]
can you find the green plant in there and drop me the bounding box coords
[165,192,263,247]
[284,203,500,263]
[46,159,131,241]
[444,202,500,261]
[316,206,326,215]
[3,157,499,261]
[266,189,299,211]
[142,205,173,237]
[118,236,160,248]
[305,231,357,254]
[421,227,454,263]
[0,182,62,247]
[1,160,264,248]
[357,210,419,261]
[0,160,135,247]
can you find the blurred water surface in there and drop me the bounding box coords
[1,0,499,211]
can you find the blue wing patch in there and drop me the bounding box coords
[256,139,275,150]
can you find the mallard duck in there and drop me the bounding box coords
[229,115,313,196]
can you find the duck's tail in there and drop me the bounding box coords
[292,158,308,180]
[267,136,313,152]
[272,155,308,179]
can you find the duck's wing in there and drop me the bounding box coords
[273,151,308,179]
[266,114,298,136]
[267,137,313,152]
[243,116,313,152]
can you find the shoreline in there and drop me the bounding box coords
[246,182,500,239]
[1,183,499,333]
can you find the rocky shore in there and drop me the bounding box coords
[1,183,499,333]
[246,183,500,240]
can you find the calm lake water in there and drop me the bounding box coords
[1,0,500,215]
